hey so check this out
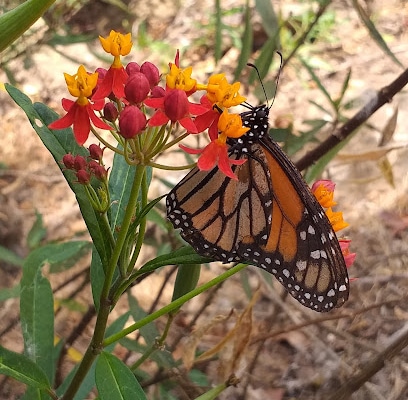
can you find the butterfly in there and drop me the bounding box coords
[166,103,349,312]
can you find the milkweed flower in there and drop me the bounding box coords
[195,74,247,138]
[181,109,249,179]
[312,180,337,208]
[92,30,132,100]
[312,179,355,268]
[339,239,356,268]
[48,65,112,145]
[144,89,207,133]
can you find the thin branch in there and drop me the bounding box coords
[326,323,408,400]
[295,68,408,171]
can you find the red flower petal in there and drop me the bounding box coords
[148,110,169,126]
[179,117,198,133]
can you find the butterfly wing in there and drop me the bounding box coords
[166,136,349,312]
[239,136,349,311]
[166,149,272,263]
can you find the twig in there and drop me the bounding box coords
[295,68,408,171]
[326,323,408,400]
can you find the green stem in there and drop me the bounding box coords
[103,263,248,347]
[61,166,146,400]
[126,172,148,275]
[129,313,174,371]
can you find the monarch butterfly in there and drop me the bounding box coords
[166,101,349,312]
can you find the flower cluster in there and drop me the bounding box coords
[48,30,250,179]
[62,144,109,212]
[312,180,356,268]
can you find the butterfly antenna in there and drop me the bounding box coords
[247,51,283,110]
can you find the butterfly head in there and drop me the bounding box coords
[227,104,270,154]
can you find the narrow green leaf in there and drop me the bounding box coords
[250,35,278,83]
[214,0,222,63]
[304,131,355,183]
[172,264,201,303]
[0,245,23,267]
[234,0,253,81]
[0,284,20,302]
[6,84,111,268]
[299,58,336,111]
[27,211,46,250]
[139,247,212,275]
[20,250,54,382]
[0,345,50,391]
[90,246,105,311]
[255,0,279,38]
[0,0,55,53]
[351,0,403,68]
[95,352,147,400]
[48,241,91,273]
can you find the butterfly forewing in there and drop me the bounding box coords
[166,104,349,312]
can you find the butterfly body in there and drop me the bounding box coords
[166,105,349,312]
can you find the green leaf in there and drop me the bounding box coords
[90,246,105,311]
[0,284,20,302]
[109,150,152,234]
[0,345,50,391]
[250,35,278,83]
[255,0,279,39]
[304,131,355,183]
[0,0,55,53]
[172,264,201,303]
[27,211,47,250]
[47,241,91,273]
[299,58,336,112]
[0,245,23,267]
[214,0,222,63]
[56,312,130,398]
[234,0,252,81]
[139,247,212,275]
[351,0,403,69]
[6,84,111,269]
[95,352,147,400]
[20,249,54,383]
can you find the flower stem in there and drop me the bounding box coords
[61,165,146,400]
[103,263,248,347]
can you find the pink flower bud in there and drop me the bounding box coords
[74,155,88,171]
[76,169,90,184]
[126,62,141,76]
[124,72,150,104]
[88,144,104,160]
[119,105,147,139]
[164,89,188,122]
[151,86,165,98]
[62,153,75,169]
[88,160,108,180]
[103,102,119,122]
[140,61,160,88]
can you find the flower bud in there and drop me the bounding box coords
[164,89,188,122]
[150,86,165,98]
[140,61,160,88]
[126,62,141,76]
[89,160,108,180]
[88,144,104,161]
[119,105,147,139]
[76,169,91,185]
[74,155,88,171]
[124,72,150,104]
[62,153,75,169]
[103,102,119,122]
